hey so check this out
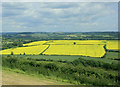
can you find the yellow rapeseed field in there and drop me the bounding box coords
[47,40,106,45]
[22,40,119,50]
[47,40,119,50]
[43,45,106,57]
[106,40,120,50]
[1,40,119,57]
[23,41,48,46]
[1,45,49,55]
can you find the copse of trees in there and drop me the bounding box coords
[2,42,23,50]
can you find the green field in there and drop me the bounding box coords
[2,51,119,64]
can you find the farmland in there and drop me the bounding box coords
[23,41,47,46]
[1,32,119,86]
[43,44,105,57]
[45,40,105,45]
[106,40,119,50]
[1,40,119,58]
[1,45,49,55]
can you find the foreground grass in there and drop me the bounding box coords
[2,55,119,86]
[2,67,73,85]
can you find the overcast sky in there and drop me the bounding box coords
[2,2,118,32]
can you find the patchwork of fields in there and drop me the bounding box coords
[1,40,119,57]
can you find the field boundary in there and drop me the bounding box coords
[40,45,50,55]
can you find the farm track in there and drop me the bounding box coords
[2,69,72,85]
[40,44,50,55]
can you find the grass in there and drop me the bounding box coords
[105,52,119,59]
[2,56,119,85]
[3,55,81,61]
[2,51,119,64]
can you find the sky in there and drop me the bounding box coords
[2,2,118,32]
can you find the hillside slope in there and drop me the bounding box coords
[2,68,72,85]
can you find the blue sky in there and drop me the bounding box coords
[2,2,118,32]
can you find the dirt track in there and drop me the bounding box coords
[2,69,71,85]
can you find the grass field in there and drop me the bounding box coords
[2,51,118,64]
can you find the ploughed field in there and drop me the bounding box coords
[1,40,119,57]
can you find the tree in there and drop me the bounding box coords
[74,42,76,45]
[11,51,13,55]
[23,52,25,55]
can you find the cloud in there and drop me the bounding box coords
[2,2,118,32]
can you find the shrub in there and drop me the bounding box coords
[44,63,58,71]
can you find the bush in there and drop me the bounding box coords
[44,63,58,71]
[71,58,118,70]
